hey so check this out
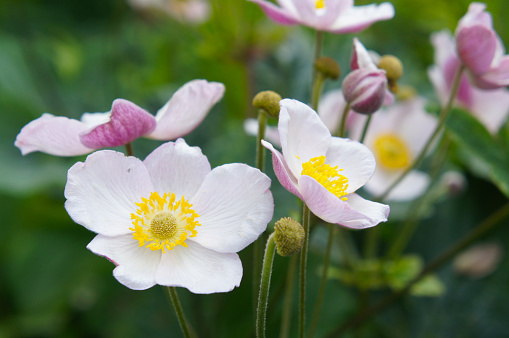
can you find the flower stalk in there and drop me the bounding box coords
[166,287,194,338]
[299,204,311,338]
[256,233,276,338]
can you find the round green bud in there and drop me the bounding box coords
[396,84,417,101]
[314,56,341,80]
[252,91,282,118]
[377,55,403,82]
[274,217,305,257]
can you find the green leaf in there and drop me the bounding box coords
[410,274,446,297]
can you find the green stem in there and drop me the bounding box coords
[308,224,335,338]
[299,205,311,338]
[337,103,351,138]
[280,255,298,338]
[314,30,323,63]
[124,142,134,156]
[359,114,373,144]
[166,287,193,338]
[256,233,277,338]
[311,74,325,111]
[256,110,268,172]
[363,227,379,259]
[376,66,465,202]
[328,200,509,336]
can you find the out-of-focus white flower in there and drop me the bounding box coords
[129,0,211,24]
[454,242,503,279]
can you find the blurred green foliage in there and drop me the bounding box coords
[2,0,509,337]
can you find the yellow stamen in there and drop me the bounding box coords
[315,0,326,10]
[373,134,411,170]
[129,191,200,253]
[301,156,349,201]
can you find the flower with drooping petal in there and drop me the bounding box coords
[262,99,389,229]
[348,96,437,201]
[129,0,211,24]
[248,0,394,34]
[64,138,274,292]
[455,2,509,89]
[429,30,509,133]
[15,80,224,156]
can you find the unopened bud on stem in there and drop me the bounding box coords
[252,91,282,118]
[342,69,386,115]
[274,217,305,256]
[314,56,341,80]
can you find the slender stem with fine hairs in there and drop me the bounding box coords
[299,205,311,338]
[337,103,351,138]
[280,255,298,338]
[359,114,373,144]
[124,142,134,156]
[256,233,276,338]
[166,287,193,338]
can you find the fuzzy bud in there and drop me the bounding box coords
[314,56,341,80]
[377,55,403,82]
[252,91,282,118]
[274,217,305,257]
[342,69,386,114]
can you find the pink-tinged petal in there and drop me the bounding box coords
[244,118,281,148]
[318,89,347,133]
[190,163,273,253]
[329,2,394,34]
[147,80,225,140]
[431,30,457,68]
[80,112,110,127]
[342,69,386,115]
[248,0,300,25]
[325,137,376,194]
[350,38,377,71]
[365,168,430,201]
[144,139,211,199]
[156,241,242,294]
[65,150,154,236]
[470,86,509,133]
[299,175,388,229]
[474,56,509,89]
[262,140,303,199]
[457,2,492,30]
[443,56,474,107]
[428,65,449,107]
[87,234,161,290]
[456,25,497,75]
[317,0,353,29]
[279,99,331,178]
[80,99,156,149]
[15,113,94,156]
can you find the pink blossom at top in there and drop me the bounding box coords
[455,2,509,89]
[262,99,389,229]
[129,0,211,24]
[429,30,509,133]
[248,0,394,34]
[15,80,225,156]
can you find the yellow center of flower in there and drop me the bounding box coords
[130,191,200,253]
[315,0,326,10]
[373,134,411,170]
[301,156,349,201]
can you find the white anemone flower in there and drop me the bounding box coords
[64,139,274,293]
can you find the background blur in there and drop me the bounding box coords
[2,0,509,337]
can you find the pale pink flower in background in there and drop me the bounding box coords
[129,0,211,24]
[455,2,509,90]
[349,97,437,201]
[248,0,394,34]
[15,80,225,156]
[64,139,273,292]
[262,99,389,229]
[428,30,509,133]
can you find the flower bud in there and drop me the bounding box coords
[342,69,386,114]
[377,55,403,82]
[314,56,341,80]
[274,217,305,256]
[395,84,417,101]
[252,90,282,118]
[440,171,467,196]
[454,242,502,279]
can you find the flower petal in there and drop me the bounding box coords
[471,86,509,133]
[189,163,273,253]
[279,99,331,179]
[456,25,497,75]
[156,241,242,294]
[318,89,347,133]
[147,80,225,140]
[244,118,281,148]
[87,234,161,290]
[15,113,94,156]
[299,175,389,229]
[79,99,156,149]
[325,137,376,194]
[65,150,154,236]
[329,2,394,34]
[248,0,300,25]
[144,139,211,199]
[350,38,378,71]
[262,140,303,199]
[364,168,430,201]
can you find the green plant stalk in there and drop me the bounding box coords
[311,73,325,111]
[280,255,298,338]
[376,66,465,202]
[124,142,134,156]
[337,103,351,138]
[328,200,509,337]
[256,233,276,338]
[308,223,336,338]
[359,114,373,144]
[299,204,311,338]
[166,287,193,338]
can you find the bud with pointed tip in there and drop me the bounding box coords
[252,90,282,118]
[342,69,386,114]
[314,56,341,80]
[274,217,304,256]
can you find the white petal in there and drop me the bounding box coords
[87,234,161,290]
[65,150,154,236]
[144,139,211,199]
[244,118,282,148]
[190,163,273,253]
[147,80,225,140]
[279,99,331,179]
[80,111,111,127]
[470,87,509,133]
[325,137,376,193]
[318,89,346,133]
[156,241,242,294]
[364,168,430,201]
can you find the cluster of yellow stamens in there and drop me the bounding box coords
[315,0,326,10]
[130,191,200,253]
[373,134,411,170]
[301,156,349,201]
